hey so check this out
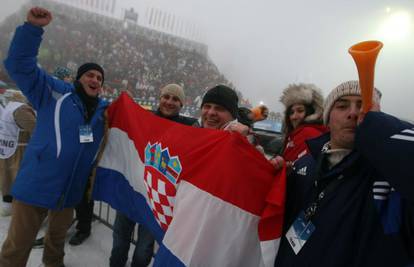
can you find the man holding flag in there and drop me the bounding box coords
[110,84,196,267]
[93,85,285,266]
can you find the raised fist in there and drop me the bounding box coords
[27,7,52,27]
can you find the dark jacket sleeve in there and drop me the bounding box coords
[355,111,414,202]
[3,23,72,110]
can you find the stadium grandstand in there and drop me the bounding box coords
[0,0,252,117]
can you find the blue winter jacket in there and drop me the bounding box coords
[275,112,414,267]
[4,23,108,209]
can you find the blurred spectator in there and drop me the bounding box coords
[0,91,36,216]
[251,105,269,122]
[52,66,73,82]
[237,107,255,128]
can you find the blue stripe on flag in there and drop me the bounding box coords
[93,167,165,242]
[154,244,186,267]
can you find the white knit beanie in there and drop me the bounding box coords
[160,84,185,105]
[323,80,361,124]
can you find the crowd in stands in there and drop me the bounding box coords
[0,0,250,117]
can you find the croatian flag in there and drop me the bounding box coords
[93,93,285,266]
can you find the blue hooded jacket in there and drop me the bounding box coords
[4,23,108,209]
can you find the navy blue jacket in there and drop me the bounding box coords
[4,23,107,209]
[153,109,197,126]
[275,112,414,267]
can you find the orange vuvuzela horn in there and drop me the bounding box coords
[348,40,383,113]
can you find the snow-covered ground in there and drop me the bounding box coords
[0,202,141,267]
[0,202,276,267]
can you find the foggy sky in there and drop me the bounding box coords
[1,0,414,119]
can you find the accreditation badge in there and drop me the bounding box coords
[285,211,315,255]
[79,124,93,143]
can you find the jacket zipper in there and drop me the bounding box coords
[56,96,89,209]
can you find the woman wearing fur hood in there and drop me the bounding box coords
[280,83,327,163]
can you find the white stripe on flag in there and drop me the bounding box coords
[98,128,148,201]
[261,239,280,267]
[164,181,265,267]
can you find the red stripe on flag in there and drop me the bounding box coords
[106,93,285,239]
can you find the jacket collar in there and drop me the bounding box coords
[306,132,362,179]
[306,132,331,159]
[155,109,178,119]
[71,93,108,126]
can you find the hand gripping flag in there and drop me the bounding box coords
[93,93,286,267]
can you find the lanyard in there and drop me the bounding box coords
[303,150,345,221]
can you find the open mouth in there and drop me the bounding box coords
[89,85,98,91]
[205,119,219,126]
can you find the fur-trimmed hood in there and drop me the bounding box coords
[280,83,324,133]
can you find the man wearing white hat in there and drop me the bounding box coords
[275,80,414,267]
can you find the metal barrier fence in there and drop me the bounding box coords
[93,201,139,244]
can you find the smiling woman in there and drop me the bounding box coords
[378,10,412,42]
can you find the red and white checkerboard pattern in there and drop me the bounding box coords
[144,166,177,231]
